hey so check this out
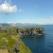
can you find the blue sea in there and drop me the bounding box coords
[22,25,53,53]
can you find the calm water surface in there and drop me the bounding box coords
[22,25,53,53]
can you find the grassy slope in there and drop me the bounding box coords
[13,34,32,53]
[0,33,32,53]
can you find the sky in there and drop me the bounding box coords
[0,0,53,25]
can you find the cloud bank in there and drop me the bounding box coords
[0,1,17,13]
[6,17,53,25]
[0,16,53,25]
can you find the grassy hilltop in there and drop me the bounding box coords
[0,24,32,53]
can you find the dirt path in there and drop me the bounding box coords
[0,49,8,53]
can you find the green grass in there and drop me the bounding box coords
[0,32,32,53]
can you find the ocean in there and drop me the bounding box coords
[22,25,53,53]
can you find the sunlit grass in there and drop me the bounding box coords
[0,32,32,53]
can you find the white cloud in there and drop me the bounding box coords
[0,1,17,13]
[10,17,53,25]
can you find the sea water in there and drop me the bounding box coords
[22,25,53,53]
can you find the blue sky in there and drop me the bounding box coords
[0,0,53,24]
